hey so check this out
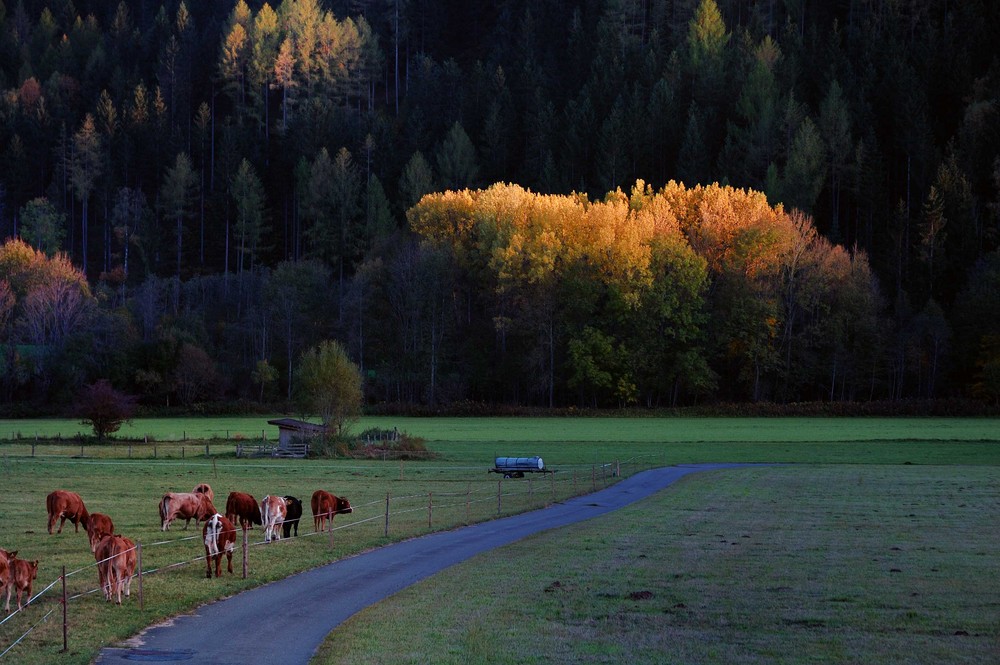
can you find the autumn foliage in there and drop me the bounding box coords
[409,181,880,405]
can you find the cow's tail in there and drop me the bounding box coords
[159,496,170,530]
[261,496,272,542]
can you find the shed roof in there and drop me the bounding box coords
[267,418,327,433]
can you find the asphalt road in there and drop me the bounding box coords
[96,463,738,665]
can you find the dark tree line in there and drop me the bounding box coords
[0,0,998,409]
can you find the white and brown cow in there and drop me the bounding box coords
[311,490,353,532]
[86,513,115,553]
[46,490,89,535]
[260,495,286,543]
[203,514,237,578]
[159,491,217,531]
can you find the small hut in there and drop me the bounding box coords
[266,418,327,457]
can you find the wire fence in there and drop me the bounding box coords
[0,456,654,660]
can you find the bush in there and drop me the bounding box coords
[71,380,138,440]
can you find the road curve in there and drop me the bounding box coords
[96,464,741,665]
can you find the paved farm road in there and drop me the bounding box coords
[96,464,740,665]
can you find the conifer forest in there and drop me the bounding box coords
[0,0,999,411]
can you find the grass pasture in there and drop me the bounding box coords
[0,416,997,664]
[315,464,1000,665]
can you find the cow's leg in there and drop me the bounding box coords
[47,513,56,535]
[226,551,233,574]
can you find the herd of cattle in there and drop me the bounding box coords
[0,485,353,612]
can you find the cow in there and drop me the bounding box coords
[8,557,39,612]
[86,513,115,553]
[260,495,286,543]
[192,483,214,503]
[282,496,302,538]
[95,535,136,605]
[203,514,237,578]
[224,491,262,531]
[0,548,16,614]
[311,490,353,532]
[159,491,217,531]
[46,490,89,535]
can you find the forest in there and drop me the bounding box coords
[0,0,998,411]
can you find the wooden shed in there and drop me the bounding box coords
[266,418,327,457]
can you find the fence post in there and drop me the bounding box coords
[137,542,144,610]
[573,471,577,495]
[242,528,249,579]
[128,444,132,458]
[528,477,533,502]
[427,492,433,529]
[497,480,502,516]
[384,492,390,537]
[399,459,403,481]
[206,444,210,457]
[182,446,185,459]
[328,511,334,548]
[466,484,471,524]
[31,441,35,457]
[61,566,68,653]
[549,472,555,504]
[592,465,596,491]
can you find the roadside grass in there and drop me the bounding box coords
[312,465,1000,665]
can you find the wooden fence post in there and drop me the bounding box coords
[592,464,596,491]
[137,542,144,610]
[61,566,68,653]
[466,484,471,524]
[328,511,334,548]
[242,528,249,579]
[497,480,502,516]
[384,492,390,537]
[427,492,433,528]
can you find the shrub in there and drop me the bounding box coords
[71,379,138,440]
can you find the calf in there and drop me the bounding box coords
[224,491,262,531]
[8,557,39,612]
[46,490,89,535]
[0,548,16,614]
[96,535,136,605]
[311,490,353,532]
[160,492,217,531]
[203,514,237,578]
[282,496,303,538]
[86,513,115,553]
[260,495,286,543]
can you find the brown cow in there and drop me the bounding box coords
[95,535,136,605]
[311,490,353,532]
[8,557,39,612]
[260,495,286,543]
[0,548,16,613]
[46,490,89,535]
[86,513,115,553]
[203,514,237,578]
[159,492,217,531]
[192,483,214,503]
[224,491,262,531]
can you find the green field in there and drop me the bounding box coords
[0,417,997,663]
[315,464,1000,664]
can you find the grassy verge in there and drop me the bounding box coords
[312,465,1000,664]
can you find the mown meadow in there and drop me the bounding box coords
[0,416,997,664]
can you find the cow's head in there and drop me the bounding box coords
[198,494,218,519]
[204,514,223,552]
[24,560,39,580]
[335,497,353,514]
